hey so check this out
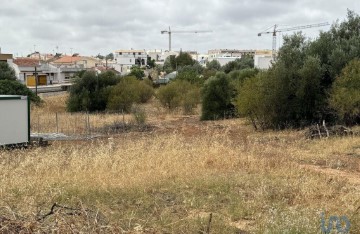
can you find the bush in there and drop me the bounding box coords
[0,80,41,104]
[182,87,201,114]
[0,62,16,81]
[132,105,147,125]
[137,80,154,103]
[330,59,360,125]
[107,76,140,113]
[201,72,234,120]
[156,82,182,110]
[129,66,145,80]
[67,70,120,112]
[157,80,201,113]
[0,62,41,104]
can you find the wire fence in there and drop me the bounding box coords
[30,112,133,137]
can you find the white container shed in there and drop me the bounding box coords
[0,95,30,146]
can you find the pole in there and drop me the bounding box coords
[169,32,171,51]
[35,66,38,96]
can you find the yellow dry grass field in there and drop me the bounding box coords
[0,94,360,233]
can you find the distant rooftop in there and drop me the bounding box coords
[52,56,82,64]
[115,49,146,53]
[13,58,40,67]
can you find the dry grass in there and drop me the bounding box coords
[0,94,359,233]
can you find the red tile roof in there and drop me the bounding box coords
[13,58,40,67]
[52,56,82,64]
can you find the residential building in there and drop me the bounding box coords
[28,52,55,61]
[147,49,163,62]
[208,49,256,66]
[254,50,273,69]
[51,55,102,82]
[113,49,147,75]
[0,53,13,63]
[12,58,62,85]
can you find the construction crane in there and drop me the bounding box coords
[161,26,212,51]
[258,22,329,60]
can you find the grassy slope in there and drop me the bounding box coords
[0,94,359,233]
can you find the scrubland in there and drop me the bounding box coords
[0,94,359,233]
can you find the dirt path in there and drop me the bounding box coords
[300,164,360,185]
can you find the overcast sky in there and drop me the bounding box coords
[0,0,359,57]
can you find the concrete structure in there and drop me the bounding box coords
[196,54,209,66]
[145,50,179,66]
[254,50,273,69]
[113,49,147,75]
[147,49,163,62]
[0,53,13,62]
[0,95,30,146]
[207,49,256,66]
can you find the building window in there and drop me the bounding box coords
[119,52,122,55]
[138,52,141,55]
[130,59,132,63]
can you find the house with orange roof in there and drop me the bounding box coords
[51,55,102,82]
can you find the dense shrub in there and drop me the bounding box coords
[330,59,360,125]
[0,62,41,104]
[157,80,200,113]
[201,72,234,120]
[67,70,120,112]
[137,79,154,103]
[0,62,16,80]
[156,82,182,110]
[0,80,41,104]
[206,60,221,70]
[222,56,254,74]
[107,76,141,113]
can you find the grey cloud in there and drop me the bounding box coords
[0,0,359,55]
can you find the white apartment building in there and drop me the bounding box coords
[208,49,256,66]
[113,49,147,75]
[254,50,273,69]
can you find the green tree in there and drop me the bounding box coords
[330,59,360,125]
[107,76,140,113]
[0,62,40,104]
[235,72,268,129]
[156,81,182,110]
[201,72,234,120]
[222,56,254,74]
[206,60,221,70]
[163,55,176,74]
[67,70,120,112]
[0,62,16,80]
[175,64,204,85]
[156,80,200,113]
[137,79,155,103]
[129,66,145,80]
[147,56,156,68]
[0,80,41,104]
[106,53,114,60]
[175,52,196,68]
